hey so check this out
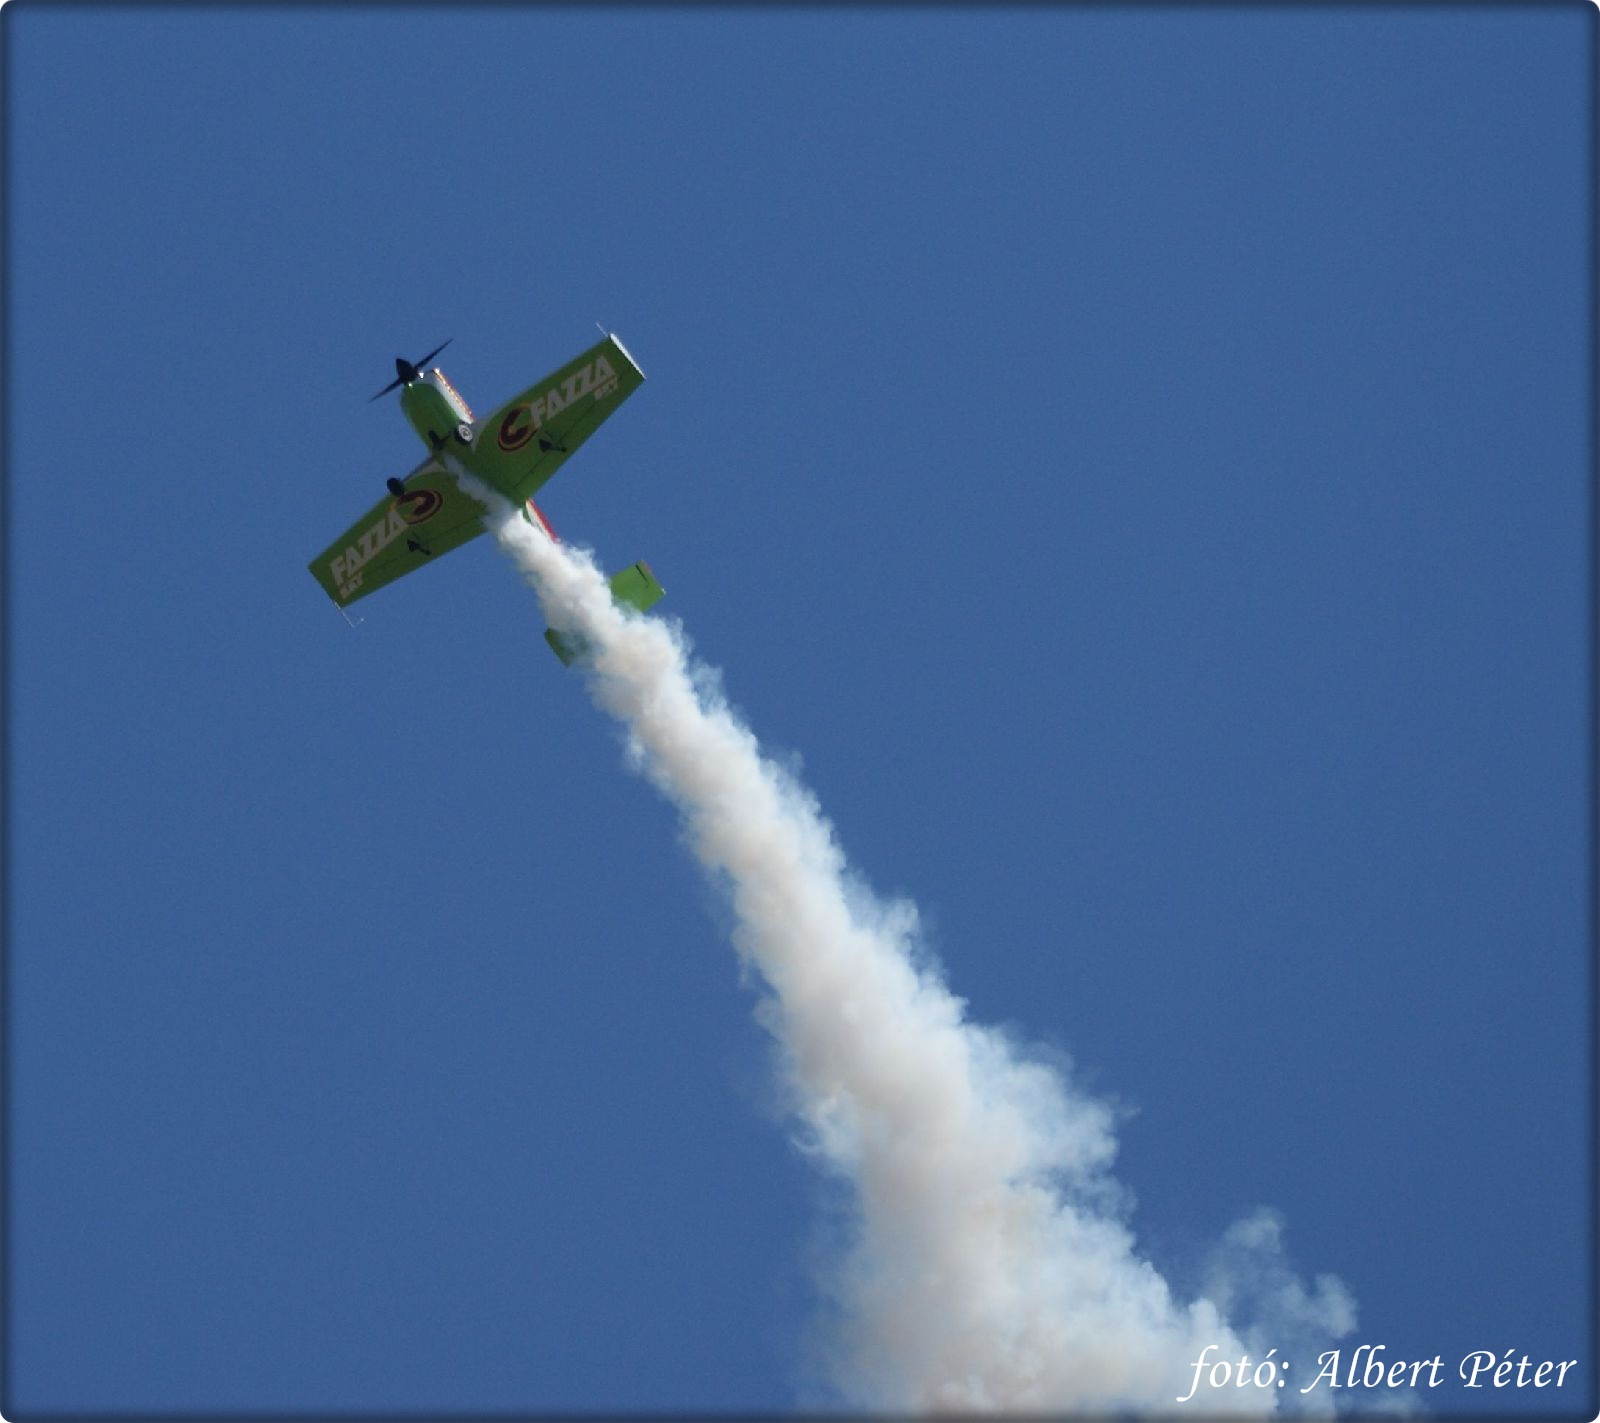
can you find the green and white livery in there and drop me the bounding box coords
[309,333,663,656]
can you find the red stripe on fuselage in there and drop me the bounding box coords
[525,499,558,541]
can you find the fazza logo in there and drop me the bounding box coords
[395,487,443,524]
[496,354,620,451]
[498,405,537,451]
[329,489,444,599]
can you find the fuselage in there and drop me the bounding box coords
[399,368,475,451]
[401,369,548,532]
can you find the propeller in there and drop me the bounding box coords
[369,338,453,402]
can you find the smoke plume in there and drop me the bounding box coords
[457,474,1354,1413]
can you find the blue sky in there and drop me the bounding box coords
[5,3,1593,1417]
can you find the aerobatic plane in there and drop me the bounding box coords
[308,333,663,661]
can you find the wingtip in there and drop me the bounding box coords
[607,330,644,378]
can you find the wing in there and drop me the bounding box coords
[467,333,645,501]
[308,455,488,608]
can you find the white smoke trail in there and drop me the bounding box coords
[456,474,1354,1413]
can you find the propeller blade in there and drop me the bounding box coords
[368,376,405,403]
[415,337,452,369]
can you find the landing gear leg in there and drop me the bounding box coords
[386,477,406,498]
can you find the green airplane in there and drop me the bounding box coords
[309,333,663,661]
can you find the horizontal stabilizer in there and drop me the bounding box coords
[545,561,665,665]
[608,560,666,616]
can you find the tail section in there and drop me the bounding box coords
[545,561,665,665]
[521,497,664,664]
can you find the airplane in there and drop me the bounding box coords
[308,332,663,662]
